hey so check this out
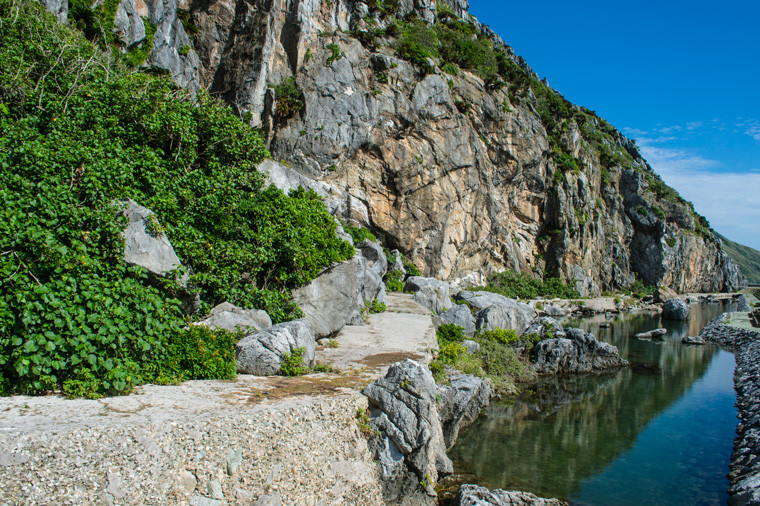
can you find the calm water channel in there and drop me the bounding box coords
[449,301,738,505]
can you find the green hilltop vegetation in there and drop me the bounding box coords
[716,234,760,284]
[0,0,353,397]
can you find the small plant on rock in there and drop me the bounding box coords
[281,347,308,376]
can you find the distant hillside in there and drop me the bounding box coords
[717,234,760,284]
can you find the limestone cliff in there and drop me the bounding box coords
[45,0,746,295]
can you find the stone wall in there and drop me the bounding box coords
[701,315,760,505]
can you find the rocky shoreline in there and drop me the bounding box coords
[701,314,760,505]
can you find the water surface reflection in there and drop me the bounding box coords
[449,301,737,503]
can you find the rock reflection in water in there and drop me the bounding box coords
[449,301,736,501]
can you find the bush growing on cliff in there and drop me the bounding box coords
[0,0,353,396]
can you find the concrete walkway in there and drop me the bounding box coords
[317,293,438,378]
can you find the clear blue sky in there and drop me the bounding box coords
[468,0,760,250]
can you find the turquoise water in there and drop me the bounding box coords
[449,302,737,505]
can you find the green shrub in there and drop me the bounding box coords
[343,223,377,243]
[0,0,353,396]
[366,299,387,314]
[281,347,308,376]
[665,237,677,247]
[442,62,459,75]
[653,206,666,219]
[438,341,466,363]
[475,340,529,390]
[478,328,519,345]
[437,323,465,344]
[477,271,580,300]
[274,77,304,118]
[326,43,343,64]
[385,270,405,292]
[403,259,422,277]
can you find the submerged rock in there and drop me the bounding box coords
[662,299,690,321]
[532,328,628,375]
[635,328,667,340]
[682,336,706,345]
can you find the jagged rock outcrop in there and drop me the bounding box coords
[456,484,567,506]
[363,359,449,504]
[51,0,746,294]
[531,328,628,375]
[436,373,493,450]
[235,319,315,375]
[182,0,745,294]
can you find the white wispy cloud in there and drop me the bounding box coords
[635,141,760,250]
[744,120,760,141]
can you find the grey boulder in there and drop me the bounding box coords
[475,301,537,335]
[682,336,707,345]
[118,198,199,314]
[235,320,315,376]
[363,359,448,502]
[436,373,493,450]
[662,299,690,321]
[119,199,181,276]
[199,303,272,333]
[532,328,628,375]
[437,304,477,335]
[404,276,451,294]
[453,290,512,311]
[543,304,566,317]
[462,340,480,354]
[293,240,387,338]
[40,0,68,23]
[414,285,453,315]
[736,294,751,312]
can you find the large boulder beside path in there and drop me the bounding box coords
[662,298,690,321]
[363,359,449,504]
[235,320,315,376]
[293,239,387,338]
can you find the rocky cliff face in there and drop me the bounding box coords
[43,0,746,294]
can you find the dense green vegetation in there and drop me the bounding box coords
[0,0,352,397]
[476,271,580,300]
[716,234,760,284]
[429,323,534,392]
